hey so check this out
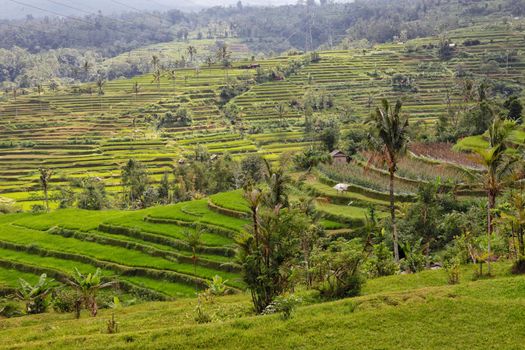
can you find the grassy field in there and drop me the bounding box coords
[0,262,523,349]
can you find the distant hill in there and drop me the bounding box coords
[0,0,304,19]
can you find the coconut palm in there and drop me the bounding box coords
[152,69,162,92]
[48,80,59,94]
[96,77,105,111]
[151,55,160,71]
[205,56,214,71]
[474,117,518,274]
[38,168,53,211]
[184,228,203,291]
[36,83,44,113]
[216,45,231,79]
[165,69,177,95]
[132,82,140,105]
[263,160,290,209]
[82,60,92,81]
[187,45,197,62]
[367,99,409,262]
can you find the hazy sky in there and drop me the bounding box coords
[0,0,301,19]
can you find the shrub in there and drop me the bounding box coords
[0,300,23,318]
[206,275,229,297]
[52,288,81,313]
[107,313,119,334]
[311,238,366,299]
[194,300,212,324]
[444,257,461,285]
[31,204,46,214]
[400,240,426,273]
[366,241,398,277]
[511,257,525,275]
[262,294,302,320]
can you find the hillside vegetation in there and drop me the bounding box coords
[0,264,523,349]
[1,2,525,349]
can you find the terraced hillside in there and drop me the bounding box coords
[0,22,525,213]
[0,199,249,299]
[0,19,523,218]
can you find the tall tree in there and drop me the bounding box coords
[151,55,160,71]
[121,159,149,206]
[368,99,409,262]
[184,228,203,291]
[474,117,517,275]
[131,81,140,107]
[216,45,231,79]
[187,46,197,62]
[152,69,162,92]
[165,69,177,95]
[38,168,53,212]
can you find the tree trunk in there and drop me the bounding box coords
[519,225,525,257]
[487,192,495,275]
[44,186,49,212]
[389,169,399,262]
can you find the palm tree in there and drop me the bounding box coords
[96,77,105,95]
[36,83,44,113]
[132,81,140,105]
[205,56,214,71]
[216,45,231,79]
[152,69,162,92]
[275,102,287,125]
[263,160,290,209]
[368,99,409,263]
[187,45,197,62]
[96,77,105,111]
[474,117,518,275]
[12,87,18,117]
[38,168,53,212]
[165,69,177,95]
[184,228,203,291]
[82,60,92,81]
[151,55,160,71]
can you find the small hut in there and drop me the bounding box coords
[329,150,348,164]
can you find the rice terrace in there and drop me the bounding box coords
[0,0,525,348]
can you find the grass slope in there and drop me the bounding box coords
[1,263,523,349]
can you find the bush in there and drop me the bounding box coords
[444,257,461,285]
[52,289,81,313]
[206,275,228,297]
[400,240,426,273]
[194,300,212,324]
[311,238,366,299]
[365,242,398,277]
[262,294,302,320]
[0,300,23,318]
[511,258,525,275]
[31,204,46,214]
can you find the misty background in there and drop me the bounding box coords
[0,0,304,19]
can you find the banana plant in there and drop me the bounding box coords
[15,273,54,314]
[67,268,114,317]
